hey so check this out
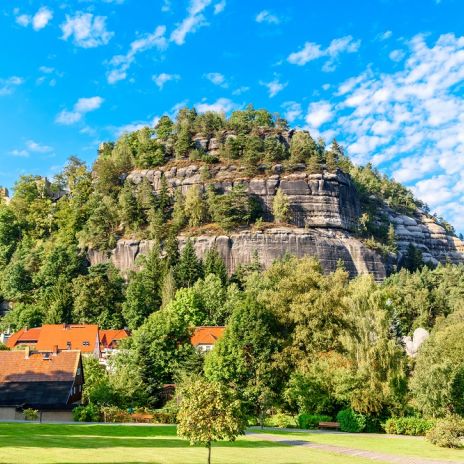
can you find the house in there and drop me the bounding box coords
[191,326,225,352]
[99,329,130,351]
[0,347,84,422]
[99,329,130,366]
[7,324,101,358]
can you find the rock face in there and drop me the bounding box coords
[89,227,388,281]
[127,166,360,231]
[90,165,464,279]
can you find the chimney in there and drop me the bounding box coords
[24,346,30,359]
[52,345,59,356]
[63,323,68,330]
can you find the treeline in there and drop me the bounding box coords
[70,255,464,433]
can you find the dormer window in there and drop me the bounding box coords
[82,341,89,346]
[66,342,71,350]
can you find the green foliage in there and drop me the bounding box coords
[410,321,464,418]
[272,188,290,223]
[177,375,246,464]
[72,264,125,328]
[72,404,102,422]
[264,412,297,428]
[23,408,39,421]
[207,185,254,231]
[203,247,227,285]
[297,413,332,429]
[336,409,366,433]
[384,417,435,436]
[426,416,464,448]
[122,243,165,330]
[175,240,203,288]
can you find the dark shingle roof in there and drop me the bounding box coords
[0,381,73,408]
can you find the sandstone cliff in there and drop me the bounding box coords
[88,163,464,279]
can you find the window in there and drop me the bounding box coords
[82,341,90,346]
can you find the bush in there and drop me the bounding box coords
[101,406,131,423]
[151,410,177,424]
[384,417,435,436]
[265,412,297,428]
[23,408,39,421]
[426,416,464,448]
[72,404,101,422]
[298,413,332,429]
[336,409,366,433]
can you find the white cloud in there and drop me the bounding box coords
[379,30,393,41]
[107,26,167,83]
[282,101,302,123]
[195,97,237,113]
[288,35,360,71]
[16,14,31,27]
[0,76,24,96]
[56,96,104,125]
[256,10,280,25]
[305,101,334,128]
[310,33,464,231]
[15,7,53,30]
[171,0,220,45]
[232,86,249,95]
[114,115,160,136]
[260,77,287,97]
[33,7,53,30]
[389,49,405,62]
[61,12,114,48]
[153,73,180,89]
[26,140,53,153]
[214,0,226,14]
[204,72,227,87]
[10,149,29,158]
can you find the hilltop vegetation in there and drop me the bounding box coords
[0,107,464,440]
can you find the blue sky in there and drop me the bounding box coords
[1,0,464,231]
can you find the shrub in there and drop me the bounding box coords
[384,417,435,436]
[151,410,177,424]
[336,409,366,433]
[426,416,464,448]
[298,413,332,430]
[72,404,101,422]
[101,406,131,423]
[265,413,297,428]
[23,408,39,421]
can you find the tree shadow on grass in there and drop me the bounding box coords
[0,434,284,450]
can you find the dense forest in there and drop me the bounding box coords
[0,106,463,441]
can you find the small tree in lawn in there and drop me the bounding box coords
[272,188,290,224]
[177,376,246,464]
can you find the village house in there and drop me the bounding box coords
[0,348,84,422]
[190,326,225,352]
[5,324,130,361]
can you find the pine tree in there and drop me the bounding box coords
[175,239,204,288]
[161,266,177,308]
[157,174,171,220]
[185,185,207,228]
[204,247,228,285]
[272,188,291,224]
[164,230,180,269]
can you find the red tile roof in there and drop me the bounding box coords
[0,350,80,383]
[5,327,42,348]
[35,324,99,353]
[99,329,130,349]
[191,326,225,346]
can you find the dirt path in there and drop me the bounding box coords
[246,432,457,464]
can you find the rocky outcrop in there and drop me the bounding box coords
[88,227,388,281]
[127,166,360,231]
[92,164,464,280]
[389,211,464,266]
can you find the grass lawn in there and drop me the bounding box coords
[0,423,382,464]
[250,428,464,462]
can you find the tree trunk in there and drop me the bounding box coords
[207,441,211,464]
